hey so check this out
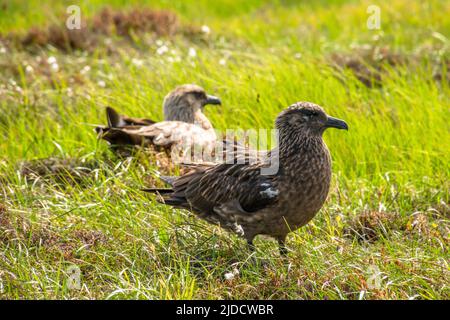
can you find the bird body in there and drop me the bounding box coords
[145,102,348,254]
[96,84,221,156]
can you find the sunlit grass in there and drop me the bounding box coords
[0,0,448,299]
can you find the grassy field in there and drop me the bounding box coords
[0,0,449,299]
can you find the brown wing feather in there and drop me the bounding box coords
[98,121,211,148]
[160,160,279,216]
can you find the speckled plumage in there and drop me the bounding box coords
[95,84,221,152]
[145,102,348,255]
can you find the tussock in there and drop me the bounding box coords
[331,46,407,88]
[19,157,100,185]
[17,8,181,52]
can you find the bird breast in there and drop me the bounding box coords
[278,141,332,228]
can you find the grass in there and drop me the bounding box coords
[0,0,449,299]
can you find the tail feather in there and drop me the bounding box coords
[106,106,126,128]
[142,188,174,194]
[159,175,177,186]
[100,128,143,145]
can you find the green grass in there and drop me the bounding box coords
[0,0,449,299]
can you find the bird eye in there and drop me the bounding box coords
[193,92,206,100]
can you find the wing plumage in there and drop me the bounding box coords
[147,159,279,222]
[96,120,216,150]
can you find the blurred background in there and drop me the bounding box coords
[0,0,448,299]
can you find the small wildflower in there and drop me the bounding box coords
[224,272,235,280]
[201,25,210,34]
[80,65,91,75]
[97,80,106,88]
[219,58,226,65]
[25,65,34,74]
[294,53,302,59]
[50,63,59,72]
[131,58,144,67]
[224,267,239,281]
[0,47,6,54]
[155,39,163,46]
[47,56,57,64]
[188,47,197,57]
[156,45,169,55]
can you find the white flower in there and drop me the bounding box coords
[219,58,226,65]
[0,47,6,54]
[155,39,163,46]
[201,25,210,34]
[131,58,144,67]
[188,47,197,57]
[25,65,34,74]
[156,45,169,55]
[224,268,240,281]
[224,272,235,280]
[80,65,91,74]
[47,56,57,64]
[97,80,106,88]
[294,53,302,59]
[50,63,59,72]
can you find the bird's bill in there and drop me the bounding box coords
[325,116,348,130]
[205,95,222,106]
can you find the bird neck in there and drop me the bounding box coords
[193,110,214,130]
[278,131,329,165]
[164,105,196,123]
[164,105,212,130]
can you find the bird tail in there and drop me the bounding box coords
[106,106,127,128]
[96,127,143,146]
[94,106,122,137]
[142,174,177,196]
[142,188,174,194]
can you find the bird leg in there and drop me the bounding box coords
[278,237,288,256]
[247,240,255,253]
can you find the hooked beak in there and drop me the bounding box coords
[325,116,348,130]
[205,95,222,106]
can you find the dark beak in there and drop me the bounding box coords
[205,95,221,106]
[325,116,348,130]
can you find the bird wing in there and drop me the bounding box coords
[160,160,279,216]
[97,121,215,148]
[130,121,215,147]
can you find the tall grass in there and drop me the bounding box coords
[0,0,448,299]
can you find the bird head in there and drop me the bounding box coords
[276,102,348,136]
[163,84,221,122]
